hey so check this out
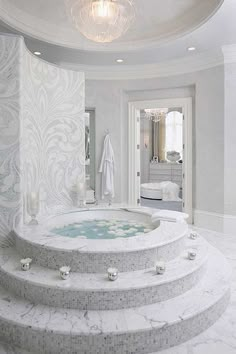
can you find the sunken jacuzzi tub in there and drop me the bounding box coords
[4,208,230,354]
[14,208,188,273]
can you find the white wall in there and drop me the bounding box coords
[195,68,224,215]
[85,84,124,202]
[86,66,224,219]
[224,62,236,233]
[224,62,236,215]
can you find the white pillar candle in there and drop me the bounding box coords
[76,182,86,197]
[107,267,118,281]
[188,250,197,260]
[59,266,71,280]
[190,231,199,240]
[156,261,166,275]
[26,192,39,218]
[20,258,32,271]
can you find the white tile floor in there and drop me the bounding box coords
[0,227,235,354]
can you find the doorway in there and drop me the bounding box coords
[128,98,192,222]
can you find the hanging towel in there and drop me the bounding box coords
[99,134,115,199]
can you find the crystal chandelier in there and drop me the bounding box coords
[66,0,135,43]
[144,108,168,123]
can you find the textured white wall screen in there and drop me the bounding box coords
[0,35,22,244]
[21,47,85,216]
[0,34,85,242]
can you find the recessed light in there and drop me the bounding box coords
[187,47,196,52]
[116,59,124,63]
[34,51,41,56]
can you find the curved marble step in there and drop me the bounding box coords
[0,246,231,354]
[0,341,31,354]
[14,220,187,273]
[0,237,207,310]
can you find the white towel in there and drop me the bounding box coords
[160,181,181,202]
[99,134,115,199]
[151,210,189,226]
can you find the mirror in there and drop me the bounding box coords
[150,109,183,162]
[140,108,183,211]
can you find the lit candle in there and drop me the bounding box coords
[20,258,32,271]
[26,192,39,225]
[156,261,166,275]
[27,192,39,210]
[189,231,199,240]
[76,182,86,198]
[75,181,87,208]
[59,266,71,280]
[107,267,118,281]
[188,250,197,260]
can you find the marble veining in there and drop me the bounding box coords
[21,48,85,218]
[0,35,22,246]
[0,245,230,353]
[0,237,208,310]
[14,209,188,253]
[155,228,236,354]
[0,33,85,248]
[14,208,188,272]
[0,228,234,354]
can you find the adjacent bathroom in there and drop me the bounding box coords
[140,108,184,212]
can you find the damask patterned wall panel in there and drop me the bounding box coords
[0,33,85,240]
[21,47,85,216]
[0,34,22,245]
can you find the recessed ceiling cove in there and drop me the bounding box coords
[0,0,224,52]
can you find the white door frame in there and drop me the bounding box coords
[128,97,193,223]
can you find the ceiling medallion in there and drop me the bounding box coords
[66,0,135,43]
[144,109,168,123]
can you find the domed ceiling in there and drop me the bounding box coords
[0,0,224,52]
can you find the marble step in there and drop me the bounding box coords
[0,245,231,354]
[0,237,207,310]
[14,220,188,273]
[0,341,32,354]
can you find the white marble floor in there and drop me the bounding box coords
[0,227,235,354]
[156,228,236,354]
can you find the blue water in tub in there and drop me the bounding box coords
[51,219,153,240]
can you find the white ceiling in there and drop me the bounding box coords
[0,0,223,51]
[0,0,235,73]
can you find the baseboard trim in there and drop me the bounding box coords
[224,214,236,235]
[194,209,224,233]
[194,209,236,235]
